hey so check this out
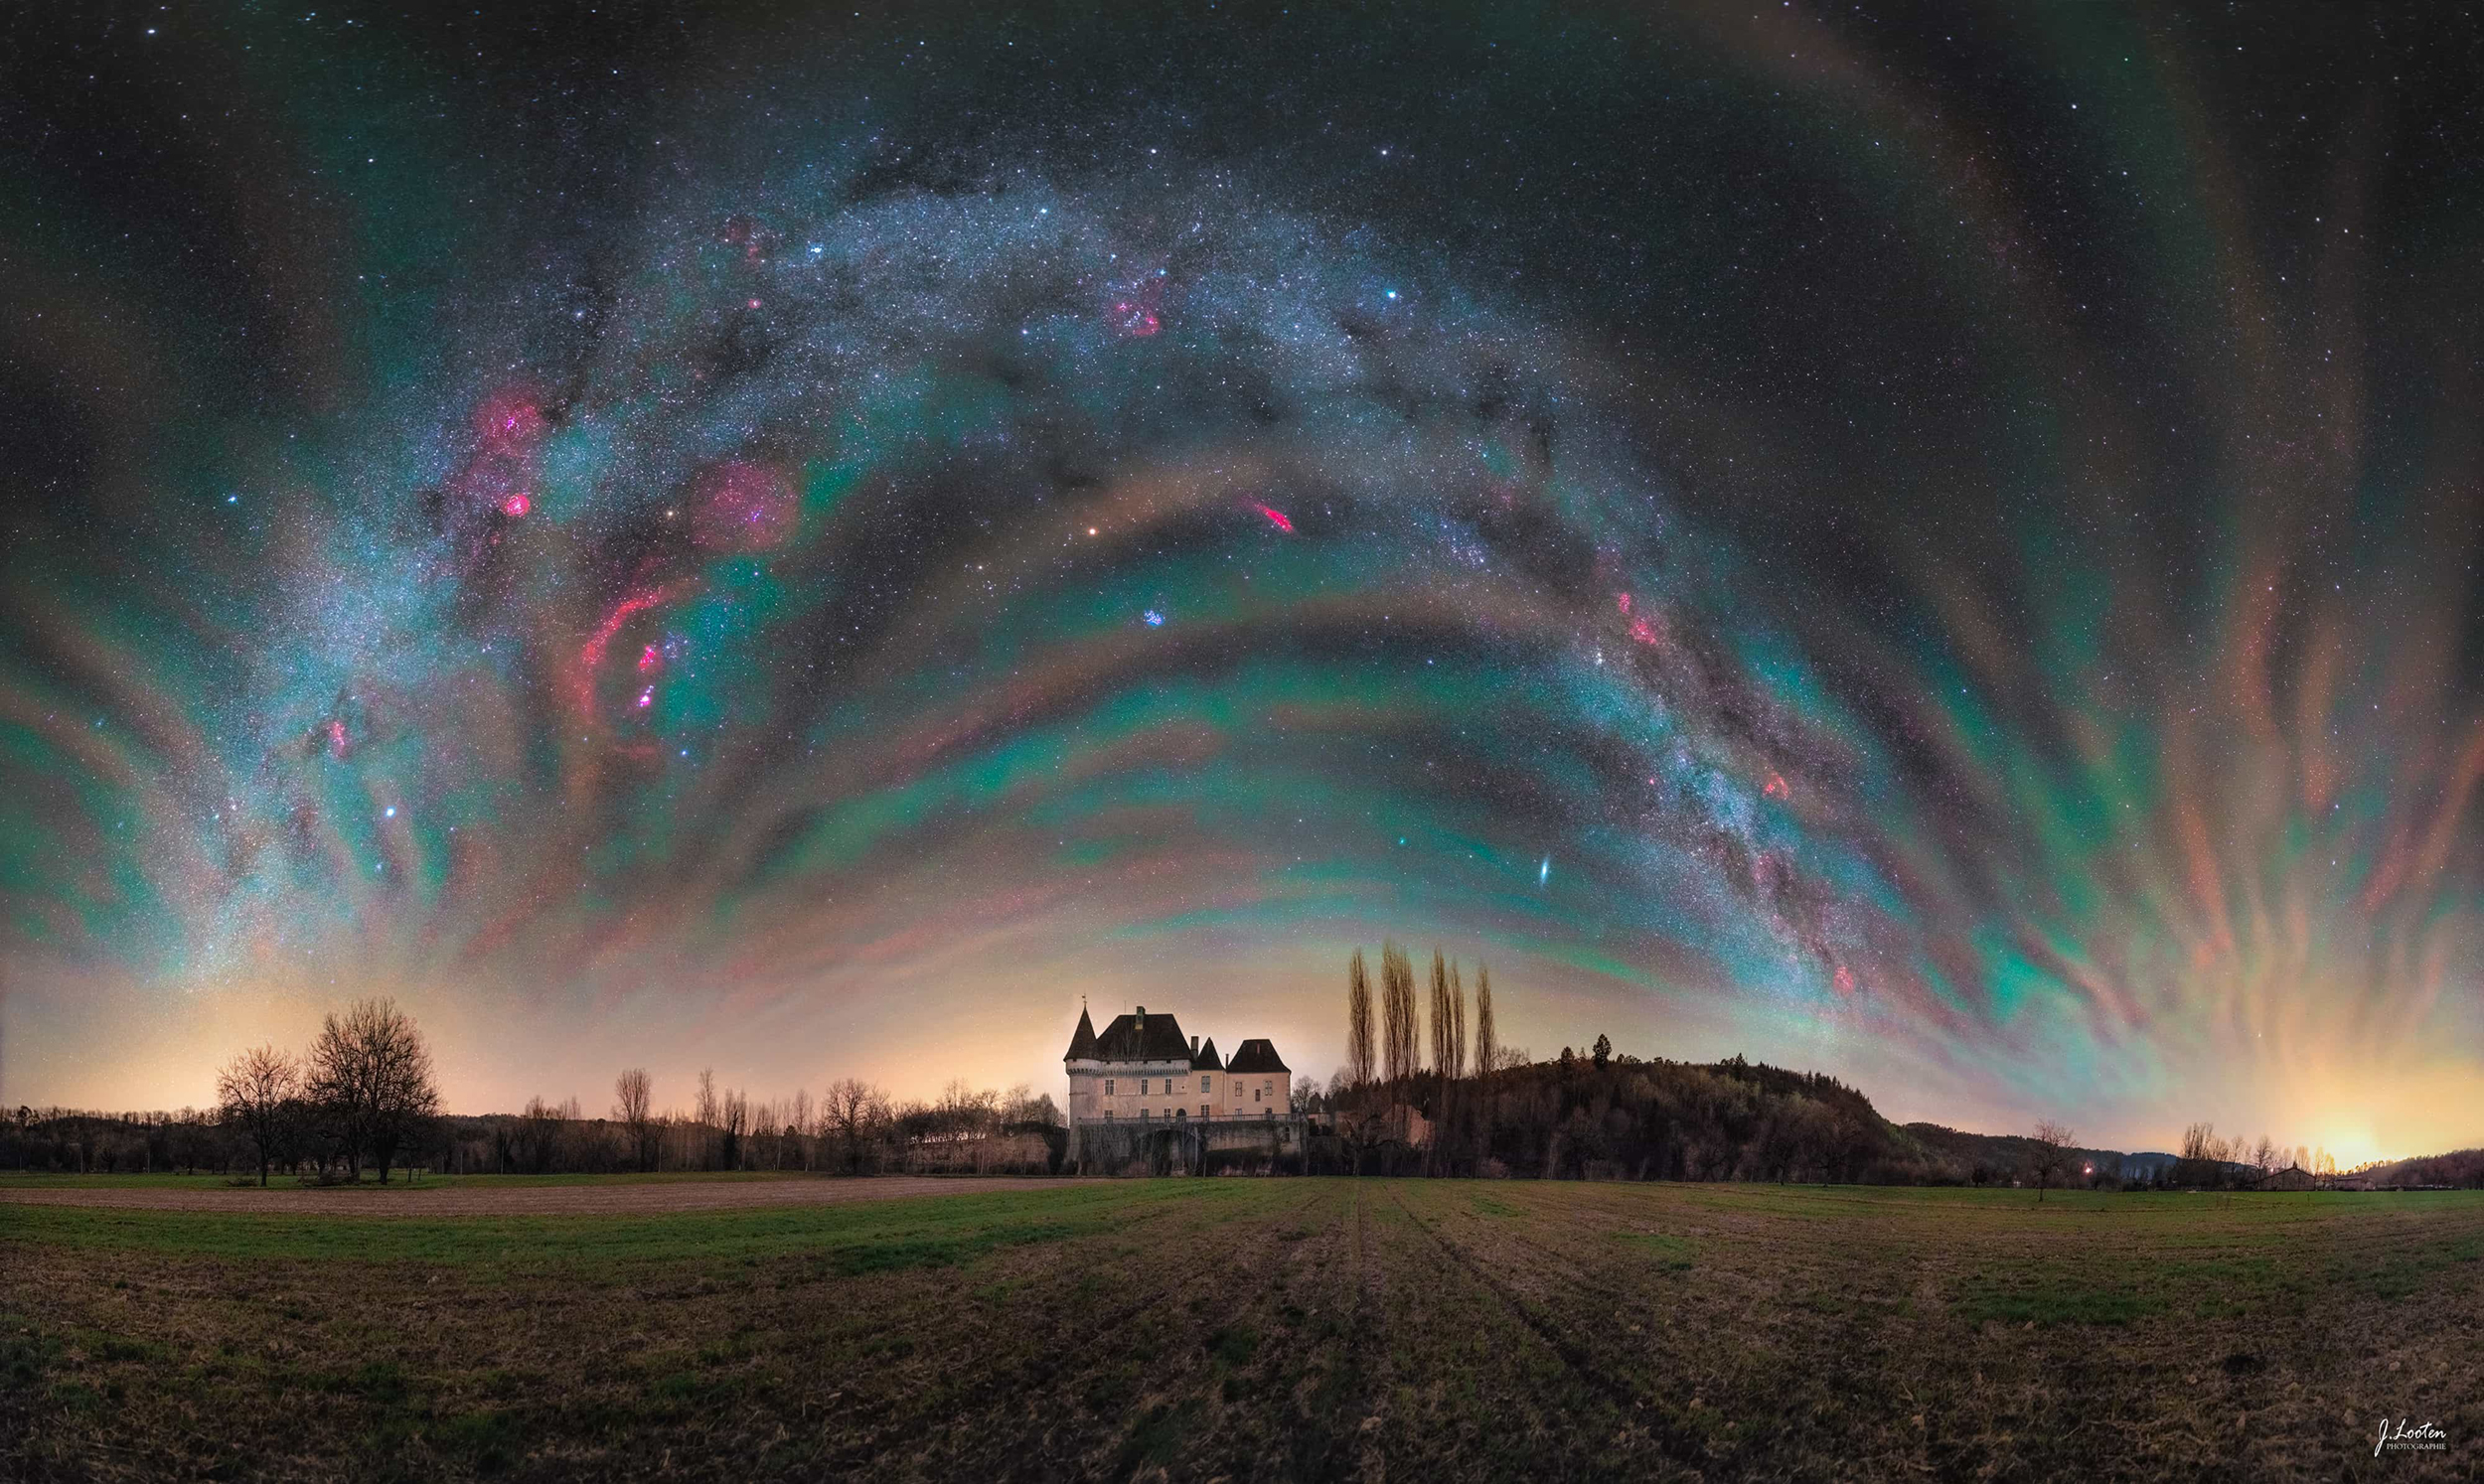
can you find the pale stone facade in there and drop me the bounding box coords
[1062,1003,1292,1168]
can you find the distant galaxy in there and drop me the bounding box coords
[1,5,2479,1156]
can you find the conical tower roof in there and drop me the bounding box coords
[1064,1003,1099,1060]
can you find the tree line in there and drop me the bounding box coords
[2,997,1068,1181]
[2171,1123,2344,1186]
[532,1071,1066,1177]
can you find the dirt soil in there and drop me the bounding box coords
[0,1174,1086,1217]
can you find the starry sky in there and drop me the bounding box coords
[4,3,2480,1159]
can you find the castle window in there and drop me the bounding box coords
[1102,1111,1113,1122]
[1140,1108,1150,1121]
[1199,1105,1209,1118]
[1104,1079,1115,1096]
[1200,1075,1210,1092]
[1253,1087,1260,1103]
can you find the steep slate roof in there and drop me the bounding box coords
[1224,1038,1290,1074]
[1191,1037,1224,1072]
[1063,1006,1099,1061]
[1086,1007,1193,1063]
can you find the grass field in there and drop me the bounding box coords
[0,1170,818,1190]
[4,1177,2478,1481]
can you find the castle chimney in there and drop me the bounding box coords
[1190,1035,1200,1056]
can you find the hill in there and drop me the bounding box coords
[2360,1146,2484,1188]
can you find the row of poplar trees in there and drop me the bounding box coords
[1340,942,1498,1173]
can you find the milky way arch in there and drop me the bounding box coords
[3,5,2478,1149]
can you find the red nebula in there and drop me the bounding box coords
[574,584,688,717]
[1832,965,1856,995]
[438,385,550,548]
[1107,276,1165,339]
[451,452,531,517]
[720,214,769,264]
[472,385,548,454]
[1616,591,1632,615]
[692,461,797,552]
[637,644,662,674]
[1763,772,1790,801]
[1248,502,1294,533]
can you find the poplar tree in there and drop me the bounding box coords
[1346,948,1375,1089]
[1474,964,1496,1078]
[1379,942,1418,1087]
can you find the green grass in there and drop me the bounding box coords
[1952,1273,2160,1327]
[1614,1230,1695,1268]
[0,1183,1156,1270]
[0,1168,815,1190]
[4,1178,2479,1482]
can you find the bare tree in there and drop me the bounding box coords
[2027,1119,2076,1201]
[2176,1121,2234,1187]
[1345,949,1374,1090]
[614,1068,656,1172]
[513,1096,580,1174]
[747,1098,775,1170]
[695,1069,719,1169]
[823,1077,887,1172]
[305,997,441,1183]
[217,1045,299,1187]
[1380,942,1418,1087]
[2251,1133,2276,1177]
[719,1088,749,1170]
[1426,954,1471,1176]
[787,1088,814,1169]
[1474,965,1496,1080]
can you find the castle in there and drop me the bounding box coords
[1062,1003,1293,1171]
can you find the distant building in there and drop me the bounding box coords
[1062,1003,1294,1172]
[2262,1164,2317,1191]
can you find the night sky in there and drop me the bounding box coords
[5,4,2480,1158]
